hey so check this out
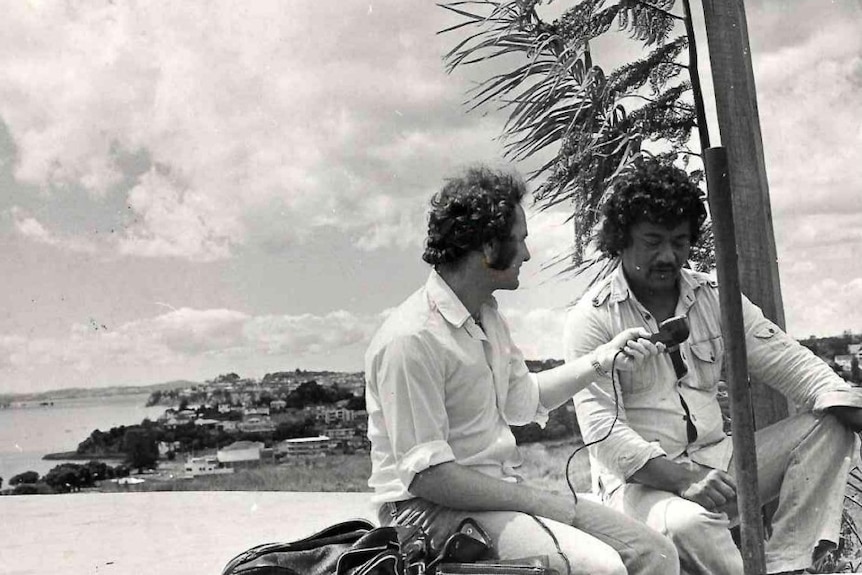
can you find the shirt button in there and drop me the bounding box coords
[644,313,651,320]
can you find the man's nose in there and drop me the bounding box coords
[656,241,676,262]
[523,244,531,263]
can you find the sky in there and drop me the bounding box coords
[0,0,860,394]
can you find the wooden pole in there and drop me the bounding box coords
[705,147,766,575]
[700,0,789,429]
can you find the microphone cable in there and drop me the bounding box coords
[565,349,624,505]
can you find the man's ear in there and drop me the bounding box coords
[482,241,500,268]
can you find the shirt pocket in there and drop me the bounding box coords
[688,336,724,391]
[616,359,658,395]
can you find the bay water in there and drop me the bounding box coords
[0,394,166,483]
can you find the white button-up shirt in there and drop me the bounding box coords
[564,265,862,499]
[365,271,549,504]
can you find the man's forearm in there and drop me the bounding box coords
[630,456,737,511]
[536,351,606,411]
[409,461,577,525]
[629,456,699,495]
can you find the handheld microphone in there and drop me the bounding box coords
[648,315,690,378]
[647,315,690,348]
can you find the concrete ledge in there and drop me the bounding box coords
[0,491,377,575]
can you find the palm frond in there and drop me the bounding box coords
[438,0,710,272]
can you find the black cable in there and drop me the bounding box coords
[565,349,625,505]
[529,514,572,575]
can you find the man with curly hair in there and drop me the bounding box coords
[564,158,862,575]
[365,165,680,575]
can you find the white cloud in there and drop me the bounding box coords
[0,307,386,392]
[784,277,862,339]
[9,207,97,253]
[502,306,569,361]
[755,14,862,221]
[117,169,240,261]
[0,1,504,260]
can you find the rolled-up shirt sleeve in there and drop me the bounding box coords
[564,305,666,479]
[498,312,548,427]
[742,295,862,413]
[374,334,456,490]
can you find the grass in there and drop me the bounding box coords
[92,441,589,495]
[90,440,590,495]
[517,438,591,494]
[97,454,373,493]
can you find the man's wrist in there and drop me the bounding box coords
[590,350,611,378]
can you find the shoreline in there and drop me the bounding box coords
[42,451,125,461]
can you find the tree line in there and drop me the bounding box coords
[2,460,130,495]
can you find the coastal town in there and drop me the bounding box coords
[148,369,370,479]
[1,369,370,494]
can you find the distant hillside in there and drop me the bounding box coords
[0,380,199,404]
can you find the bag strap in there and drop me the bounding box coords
[427,518,493,570]
[336,524,433,575]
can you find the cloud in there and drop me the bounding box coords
[9,207,97,253]
[117,168,240,261]
[754,9,862,221]
[783,277,862,339]
[0,1,504,260]
[0,307,386,392]
[502,306,569,361]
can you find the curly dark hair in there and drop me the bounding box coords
[597,159,707,257]
[422,166,526,268]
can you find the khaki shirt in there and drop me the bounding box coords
[564,265,862,499]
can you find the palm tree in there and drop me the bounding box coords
[439,0,713,276]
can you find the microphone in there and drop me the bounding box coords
[648,315,690,379]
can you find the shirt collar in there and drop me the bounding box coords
[608,264,708,308]
[425,270,497,329]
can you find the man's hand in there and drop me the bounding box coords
[676,467,738,512]
[595,327,665,373]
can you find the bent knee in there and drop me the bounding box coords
[662,503,729,545]
[642,532,680,571]
[564,554,626,575]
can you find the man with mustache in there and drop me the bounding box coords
[365,166,679,575]
[564,158,862,575]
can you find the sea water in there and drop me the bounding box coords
[0,394,166,483]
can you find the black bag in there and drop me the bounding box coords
[221,518,378,575]
[221,517,557,575]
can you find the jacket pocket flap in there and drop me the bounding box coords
[690,338,722,363]
[753,325,779,339]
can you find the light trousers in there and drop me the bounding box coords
[380,494,679,575]
[608,412,859,575]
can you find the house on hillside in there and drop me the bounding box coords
[194,418,221,430]
[275,436,334,458]
[184,456,234,478]
[237,417,275,434]
[315,407,355,424]
[217,440,265,467]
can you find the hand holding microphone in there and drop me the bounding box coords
[595,315,691,375]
